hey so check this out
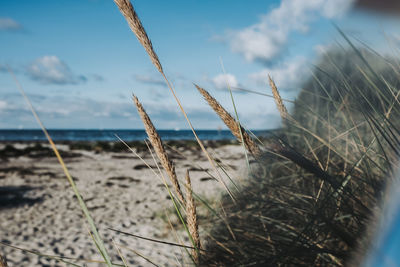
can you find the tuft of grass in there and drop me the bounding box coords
[111,5,400,265]
[199,47,400,266]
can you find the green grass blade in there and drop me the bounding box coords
[8,68,113,266]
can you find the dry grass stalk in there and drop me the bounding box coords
[114,0,163,74]
[114,0,235,200]
[0,254,7,267]
[269,75,288,120]
[133,95,185,204]
[185,170,201,263]
[195,84,261,156]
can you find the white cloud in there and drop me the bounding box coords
[212,73,239,90]
[228,0,355,63]
[230,26,285,63]
[321,0,356,18]
[0,17,23,31]
[27,56,86,85]
[250,57,308,91]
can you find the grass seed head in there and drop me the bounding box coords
[269,75,288,120]
[195,84,261,156]
[114,0,163,74]
[133,95,185,204]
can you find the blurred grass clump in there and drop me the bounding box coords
[200,48,400,266]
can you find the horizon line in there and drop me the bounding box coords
[0,128,278,131]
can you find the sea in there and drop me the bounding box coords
[0,129,273,142]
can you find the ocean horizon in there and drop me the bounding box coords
[0,129,275,142]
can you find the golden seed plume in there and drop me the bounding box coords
[185,170,201,263]
[268,75,288,120]
[195,84,261,156]
[114,0,163,74]
[115,0,235,200]
[133,95,185,204]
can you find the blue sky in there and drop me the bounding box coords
[1,0,400,129]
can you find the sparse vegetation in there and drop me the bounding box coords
[200,48,400,266]
[2,1,400,266]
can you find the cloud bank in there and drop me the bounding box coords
[228,0,355,64]
[27,56,87,85]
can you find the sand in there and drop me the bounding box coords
[0,140,245,266]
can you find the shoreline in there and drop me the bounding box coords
[0,129,279,143]
[0,140,246,266]
[0,139,239,146]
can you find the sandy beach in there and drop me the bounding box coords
[0,140,245,266]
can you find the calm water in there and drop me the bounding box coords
[0,129,272,141]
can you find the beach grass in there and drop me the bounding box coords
[2,0,400,266]
[199,47,400,265]
[113,1,400,265]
